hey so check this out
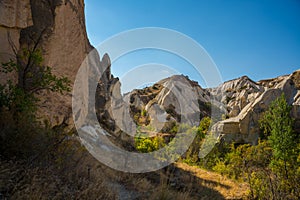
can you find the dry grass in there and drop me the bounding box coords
[0,153,118,200]
[0,154,250,200]
[175,162,250,199]
[0,132,249,200]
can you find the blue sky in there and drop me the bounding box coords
[85,0,300,93]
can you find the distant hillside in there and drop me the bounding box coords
[96,67,300,146]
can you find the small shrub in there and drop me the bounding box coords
[135,134,165,153]
[141,109,147,117]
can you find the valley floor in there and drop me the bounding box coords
[0,155,250,200]
[175,162,249,199]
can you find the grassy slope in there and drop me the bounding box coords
[175,162,249,199]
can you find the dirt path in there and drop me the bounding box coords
[175,162,249,199]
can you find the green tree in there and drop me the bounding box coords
[0,48,70,114]
[258,93,300,198]
[198,116,212,136]
[260,93,298,179]
[185,117,212,163]
[0,41,71,159]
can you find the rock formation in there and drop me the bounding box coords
[0,0,298,146]
[124,75,212,130]
[122,70,300,145]
[95,55,137,147]
[0,0,32,58]
[0,0,32,84]
[209,76,264,118]
[0,0,108,127]
[21,0,94,126]
[212,70,300,144]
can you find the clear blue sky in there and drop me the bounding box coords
[85,0,300,92]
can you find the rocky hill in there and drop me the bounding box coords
[1,1,298,146]
[209,75,264,118]
[213,70,300,144]
[104,70,300,146]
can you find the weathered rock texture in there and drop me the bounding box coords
[1,0,298,145]
[21,0,94,126]
[0,0,32,84]
[0,0,100,126]
[209,76,264,118]
[122,75,215,133]
[123,70,300,145]
[94,54,137,147]
[211,70,300,144]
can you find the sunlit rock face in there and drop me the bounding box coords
[0,0,98,127]
[123,70,300,146]
[209,75,265,118]
[1,1,299,146]
[212,70,300,145]
[20,0,94,126]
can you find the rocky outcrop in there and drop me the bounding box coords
[1,0,298,145]
[148,75,210,127]
[209,76,264,118]
[95,74,213,144]
[124,70,300,145]
[0,0,95,126]
[0,0,32,84]
[123,75,213,133]
[95,56,136,146]
[22,0,94,126]
[0,0,33,56]
[213,70,300,144]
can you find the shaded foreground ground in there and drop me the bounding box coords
[0,151,249,199]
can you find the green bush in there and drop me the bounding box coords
[0,47,71,160]
[208,94,300,199]
[0,48,70,115]
[141,109,147,117]
[185,117,214,164]
[212,160,229,176]
[135,134,165,153]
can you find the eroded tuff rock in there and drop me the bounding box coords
[95,56,136,147]
[213,70,300,144]
[148,75,210,127]
[23,0,94,126]
[0,0,96,126]
[1,0,298,145]
[209,76,265,118]
[123,75,214,132]
[0,0,32,84]
[94,74,214,145]
[122,70,300,145]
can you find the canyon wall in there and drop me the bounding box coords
[0,0,111,127]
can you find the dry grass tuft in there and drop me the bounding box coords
[175,162,249,199]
